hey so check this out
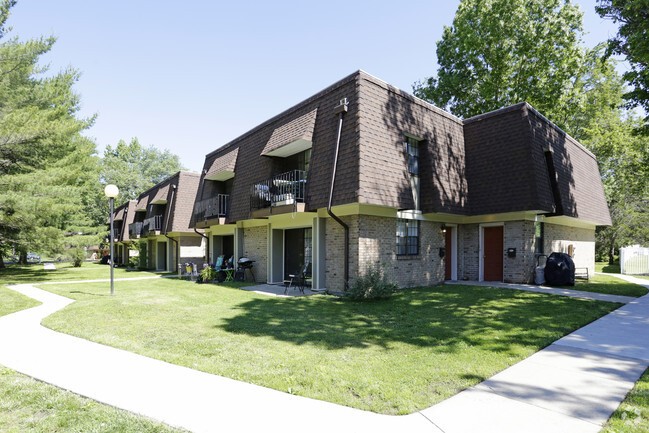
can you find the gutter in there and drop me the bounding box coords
[327,98,350,290]
[164,184,180,272]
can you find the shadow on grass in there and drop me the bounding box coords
[219,285,617,353]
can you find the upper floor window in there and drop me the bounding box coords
[397,218,419,256]
[405,136,419,175]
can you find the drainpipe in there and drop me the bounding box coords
[328,98,349,290]
[194,228,209,264]
[164,184,179,272]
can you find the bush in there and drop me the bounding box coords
[344,263,397,301]
[199,265,217,283]
[68,248,85,268]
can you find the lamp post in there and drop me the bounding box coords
[104,184,119,295]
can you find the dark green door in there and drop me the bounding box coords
[284,228,305,280]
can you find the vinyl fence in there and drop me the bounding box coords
[620,245,649,275]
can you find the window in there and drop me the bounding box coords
[535,222,544,254]
[405,136,421,210]
[397,219,419,255]
[405,136,419,175]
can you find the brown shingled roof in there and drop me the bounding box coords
[205,147,239,181]
[261,107,318,157]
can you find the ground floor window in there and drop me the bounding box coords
[535,222,544,254]
[397,219,419,255]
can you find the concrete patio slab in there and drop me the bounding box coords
[240,283,322,297]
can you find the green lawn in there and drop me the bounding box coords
[0,263,186,433]
[596,261,621,274]
[0,366,185,433]
[568,274,649,297]
[40,278,619,415]
[602,367,649,433]
[0,262,165,285]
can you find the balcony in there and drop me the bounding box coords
[194,194,229,225]
[111,228,121,241]
[129,222,143,238]
[250,170,307,217]
[143,215,163,233]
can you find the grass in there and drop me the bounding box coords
[0,366,186,433]
[567,274,649,297]
[602,367,649,433]
[40,278,620,415]
[0,263,186,433]
[0,262,166,285]
[597,261,621,274]
[0,286,40,317]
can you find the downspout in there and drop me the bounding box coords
[164,184,179,272]
[194,228,209,264]
[328,98,349,290]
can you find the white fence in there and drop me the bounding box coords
[620,245,649,275]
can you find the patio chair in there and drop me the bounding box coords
[284,261,311,295]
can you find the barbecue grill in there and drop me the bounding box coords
[237,257,255,282]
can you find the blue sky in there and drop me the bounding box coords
[8,1,620,173]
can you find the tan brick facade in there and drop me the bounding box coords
[242,225,268,283]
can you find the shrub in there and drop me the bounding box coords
[199,265,217,283]
[68,248,85,268]
[344,263,397,301]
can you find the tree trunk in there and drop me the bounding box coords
[0,255,5,269]
[608,248,615,265]
[19,251,27,265]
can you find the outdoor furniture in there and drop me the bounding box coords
[284,262,311,295]
[223,267,234,282]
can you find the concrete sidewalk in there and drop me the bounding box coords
[1,275,649,432]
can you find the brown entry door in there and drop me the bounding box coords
[445,229,453,280]
[483,226,503,281]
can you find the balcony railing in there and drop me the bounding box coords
[251,170,306,211]
[111,228,121,240]
[129,222,143,238]
[143,215,163,233]
[194,194,229,222]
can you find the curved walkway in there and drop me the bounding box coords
[1,276,649,433]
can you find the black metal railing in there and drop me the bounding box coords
[129,222,143,237]
[143,215,163,233]
[112,228,121,240]
[194,194,229,222]
[250,170,306,210]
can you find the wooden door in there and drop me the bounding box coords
[483,226,503,281]
[445,229,453,280]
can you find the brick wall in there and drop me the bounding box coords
[458,224,480,280]
[325,215,359,291]
[179,235,205,268]
[323,215,445,291]
[545,224,596,276]
[503,221,537,283]
[242,225,268,283]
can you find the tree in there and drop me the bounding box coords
[414,0,649,261]
[596,0,649,134]
[0,0,100,267]
[100,137,185,201]
[413,0,585,128]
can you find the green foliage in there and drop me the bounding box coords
[199,265,217,282]
[67,247,85,267]
[596,0,649,135]
[413,0,585,127]
[344,263,397,301]
[0,1,102,265]
[100,137,185,202]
